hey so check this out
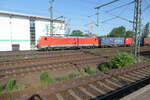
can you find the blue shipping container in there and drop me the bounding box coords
[101,37,125,45]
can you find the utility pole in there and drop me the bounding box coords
[95,0,119,33]
[133,0,142,62]
[49,0,54,35]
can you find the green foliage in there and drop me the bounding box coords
[40,71,49,82]
[98,62,112,72]
[126,30,134,37]
[98,53,135,72]
[108,26,134,37]
[109,26,126,37]
[56,72,86,81]
[142,23,150,38]
[71,30,84,36]
[68,73,81,78]
[84,67,97,75]
[40,71,54,83]
[110,53,135,68]
[84,49,111,54]
[0,83,4,92]
[6,79,16,91]
[0,79,19,94]
[140,57,150,62]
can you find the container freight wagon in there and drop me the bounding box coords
[100,37,124,47]
[37,36,99,49]
[124,38,134,45]
[144,38,150,45]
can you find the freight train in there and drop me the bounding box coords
[37,35,149,50]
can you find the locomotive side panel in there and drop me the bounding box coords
[37,36,99,49]
[37,36,77,48]
[78,37,99,47]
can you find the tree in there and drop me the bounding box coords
[126,30,134,37]
[71,30,84,36]
[109,26,126,37]
[142,23,150,38]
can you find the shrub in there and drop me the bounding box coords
[98,62,112,72]
[0,83,4,92]
[40,71,54,83]
[56,73,80,81]
[6,79,16,91]
[40,71,49,82]
[98,53,135,72]
[110,52,135,68]
[140,57,150,62]
[68,73,82,78]
[84,67,97,75]
[55,72,88,81]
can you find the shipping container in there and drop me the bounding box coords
[124,37,134,45]
[144,38,150,45]
[100,37,124,46]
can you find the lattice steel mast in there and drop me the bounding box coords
[49,0,54,35]
[133,0,142,62]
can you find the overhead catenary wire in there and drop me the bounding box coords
[101,17,117,23]
[70,0,148,35]
[88,0,134,23]
[106,13,134,23]
[79,0,99,5]
[101,5,130,24]
[142,5,150,13]
[95,0,119,29]
[95,0,119,9]
[105,1,135,13]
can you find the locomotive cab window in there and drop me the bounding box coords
[44,37,48,40]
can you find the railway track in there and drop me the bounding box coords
[0,62,150,100]
[0,50,83,62]
[0,51,85,68]
[0,46,149,62]
[0,49,108,88]
[0,54,106,81]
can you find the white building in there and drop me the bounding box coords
[0,11,65,51]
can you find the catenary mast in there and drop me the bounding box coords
[133,0,142,62]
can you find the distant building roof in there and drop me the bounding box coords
[0,10,64,23]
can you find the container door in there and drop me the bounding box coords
[12,44,20,51]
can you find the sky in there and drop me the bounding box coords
[0,0,150,36]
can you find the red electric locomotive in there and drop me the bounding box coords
[37,36,99,50]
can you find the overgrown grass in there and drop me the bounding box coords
[0,83,4,93]
[98,62,112,72]
[84,66,98,75]
[140,57,150,62]
[0,79,18,94]
[40,67,98,84]
[55,72,88,81]
[83,49,111,54]
[40,71,55,83]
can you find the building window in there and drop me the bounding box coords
[30,17,36,49]
[44,37,48,40]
